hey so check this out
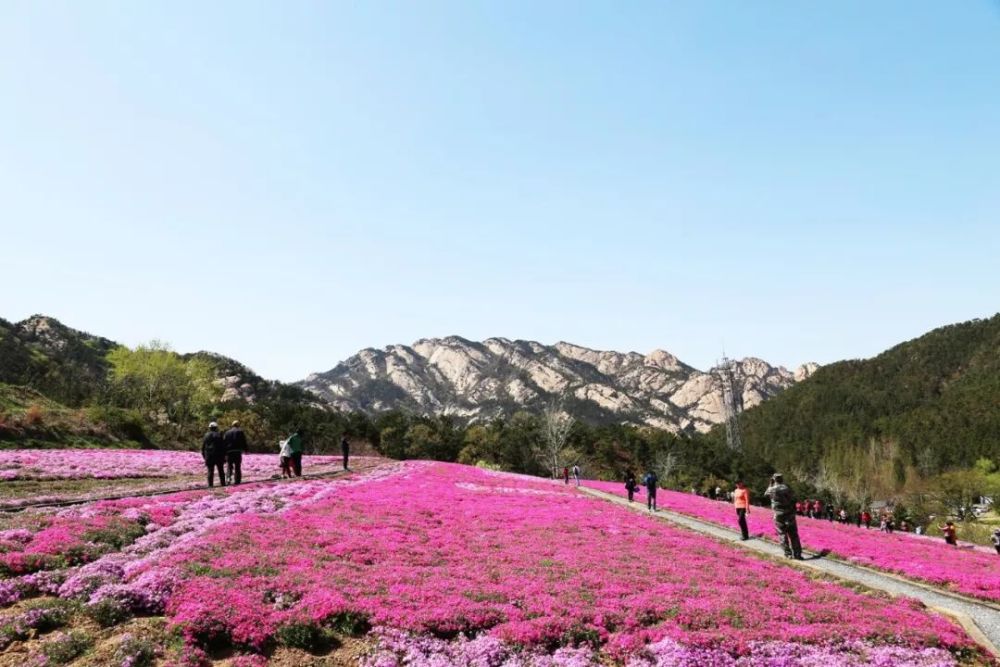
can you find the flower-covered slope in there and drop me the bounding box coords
[583,479,1000,604]
[0,460,988,666]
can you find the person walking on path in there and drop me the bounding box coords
[223,421,248,485]
[764,473,803,560]
[733,480,751,540]
[991,528,1000,555]
[643,470,659,512]
[340,434,350,471]
[624,470,637,503]
[939,520,958,546]
[862,510,872,529]
[286,429,304,477]
[563,467,570,485]
[572,464,581,487]
[201,422,226,488]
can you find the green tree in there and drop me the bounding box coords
[107,341,221,438]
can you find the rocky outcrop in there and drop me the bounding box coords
[300,337,816,433]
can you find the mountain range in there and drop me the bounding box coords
[299,337,818,433]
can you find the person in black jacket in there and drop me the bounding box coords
[624,470,637,503]
[201,422,226,488]
[340,434,350,471]
[223,421,248,485]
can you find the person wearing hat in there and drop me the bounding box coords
[764,473,803,559]
[223,420,249,485]
[201,422,226,488]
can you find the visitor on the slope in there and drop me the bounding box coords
[643,469,658,512]
[279,436,293,478]
[573,464,581,487]
[939,520,957,546]
[813,499,824,520]
[764,473,803,560]
[861,510,872,529]
[223,420,248,485]
[733,480,751,540]
[838,508,848,523]
[341,434,350,471]
[825,505,835,521]
[624,470,637,503]
[563,466,570,484]
[286,428,304,477]
[715,485,723,501]
[201,421,226,488]
[991,528,1000,555]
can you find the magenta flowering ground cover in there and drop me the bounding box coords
[0,448,367,482]
[582,480,1000,604]
[1,461,989,665]
[96,462,979,664]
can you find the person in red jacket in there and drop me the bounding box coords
[563,467,569,484]
[861,510,872,529]
[733,481,751,540]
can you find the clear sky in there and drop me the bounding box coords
[2,2,998,381]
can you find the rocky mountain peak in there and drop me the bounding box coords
[300,337,817,433]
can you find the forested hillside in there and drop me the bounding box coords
[726,314,1000,474]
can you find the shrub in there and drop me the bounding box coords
[329,610,370,636]
[37,630,93,664]
[275,621,334,652]
[24,404,44,427]
[114,633,159,667]
[20,599,75,633]
[84,598,133,627]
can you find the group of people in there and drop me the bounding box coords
[791,500,911,533]
[201,422,351,487]
[623,469,659,511]
[200,421,248,487]
[562,465,581,486]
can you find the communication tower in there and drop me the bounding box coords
[716,356,744,451]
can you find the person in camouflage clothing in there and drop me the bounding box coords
[764,473,803,560]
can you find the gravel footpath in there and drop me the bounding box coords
[580,487,1000,658]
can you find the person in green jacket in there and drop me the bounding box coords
[286,429,304,477]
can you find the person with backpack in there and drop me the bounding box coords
[764,473,803,560]
[201,422,226,488]
[223,421,248,485]
[286,429,304,477]
[733,480,751,540]
[340,434,350,471]
[643,470,658,512]
[572,464,581,487]
[624,470,637,503]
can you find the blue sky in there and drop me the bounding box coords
[2,2,998,381]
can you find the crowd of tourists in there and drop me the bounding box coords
[621,470,1000,557]
[200,421,351,487]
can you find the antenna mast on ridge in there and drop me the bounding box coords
[716,356,744,451]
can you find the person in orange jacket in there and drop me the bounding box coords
[734,480,751,540]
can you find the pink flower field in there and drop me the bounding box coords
[0,460,990,665]
[0,448,365,482]
[582,480,1000,604]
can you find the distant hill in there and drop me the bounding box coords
[730,313,1000,473]
[0,315,350,451]
[300,337,818,433]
